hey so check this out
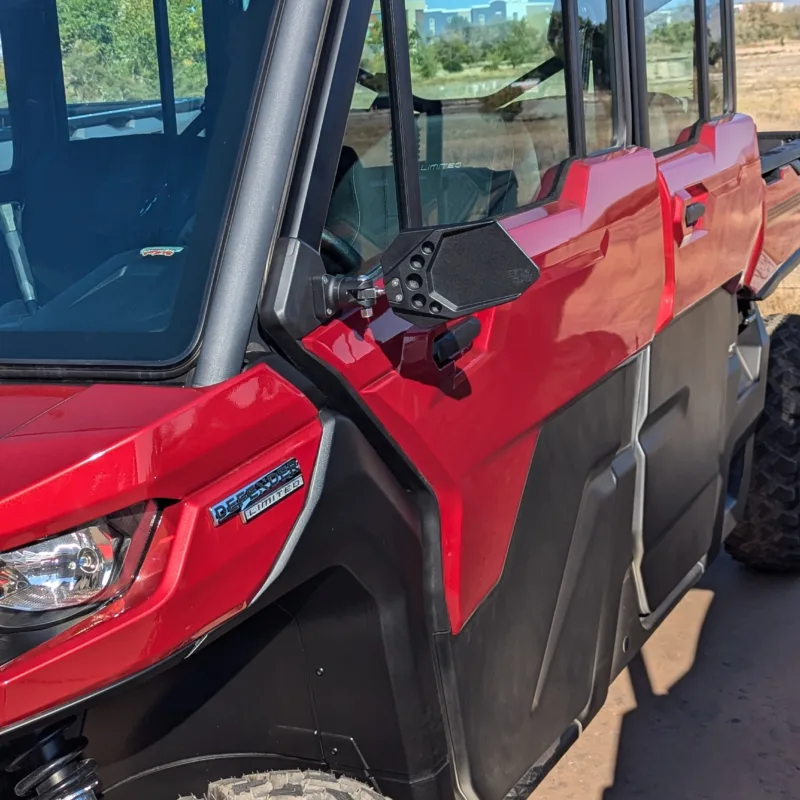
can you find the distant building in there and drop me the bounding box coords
[733,0,785,11]
[416,1,559,37]
[370,0,426,34]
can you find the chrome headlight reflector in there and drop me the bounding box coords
[0,503,156,625]
[0,526,123,611]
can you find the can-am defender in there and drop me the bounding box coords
[0,0,798,798]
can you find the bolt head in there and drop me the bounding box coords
[316,667,324,676]
[330,747,339,756]
[391,278,400,287]
[394,294,403,302]
[325,308,333,316]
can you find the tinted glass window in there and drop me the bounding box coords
[58,0,165,138]
[169,0,209,133]
[735,3,800,132]
[0,31,10,172]
[0,0,276,365]
[406,0,569,224]
[644,0,699,151]
[706,0,724,117]
[325,11,398,266]
[580,0,617,153]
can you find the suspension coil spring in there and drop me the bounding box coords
[5,718,101,800]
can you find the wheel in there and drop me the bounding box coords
[725,313,800,571]
[179,770,385,800]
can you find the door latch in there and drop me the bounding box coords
[684,201,706,227]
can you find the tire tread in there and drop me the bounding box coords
[179,770,384,800]
[726,313,800,570]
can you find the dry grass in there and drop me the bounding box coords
[736,39,800,132]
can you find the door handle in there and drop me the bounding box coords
[433,317,481,367]
[685,201,706,227]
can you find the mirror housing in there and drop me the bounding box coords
[382,220,540,327]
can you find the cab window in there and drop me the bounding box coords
[324,0,617,272]
[57,0,208,140]
[642,0,699,152]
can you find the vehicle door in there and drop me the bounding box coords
[269,0,670,796]
[628,0,764,614]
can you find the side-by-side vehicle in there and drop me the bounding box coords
[1,0,799,798]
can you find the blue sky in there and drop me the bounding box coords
[425,0,486,8]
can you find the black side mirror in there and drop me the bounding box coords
[381,220,540,328]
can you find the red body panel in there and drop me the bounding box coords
[305,147,666,632]
[749,165,800,295]
[655,115,763,320]
[0,367,321,728]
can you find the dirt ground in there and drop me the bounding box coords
[537,552,800,800]
[759,270,800,316]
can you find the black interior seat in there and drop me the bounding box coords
[21,135,169,297]
[326,158,518,262]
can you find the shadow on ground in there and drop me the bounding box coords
[602,555,800,800]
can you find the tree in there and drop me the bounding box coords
[413,41,440,79]
[498,19,536,67]
[58,0,207,103]
[434,35,471,73]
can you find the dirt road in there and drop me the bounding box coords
[538,553,800,799]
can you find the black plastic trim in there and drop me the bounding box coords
[0,643,195,747]
[52,413,450,800]
[382,221,540,326]
[760,141,800,176]
[444,363,637,800]
[260,238,328,340]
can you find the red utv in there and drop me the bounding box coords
[0,0,797,798]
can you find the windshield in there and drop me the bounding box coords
[0,0,275,367]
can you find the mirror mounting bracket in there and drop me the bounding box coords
[312,273,386,322]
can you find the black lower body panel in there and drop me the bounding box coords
[441,364,639,800]
[42,415,451,800]
[639,289,738,612]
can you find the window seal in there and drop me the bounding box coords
[563,0,587,157]
[628,0,650,148]
[722,0,736,113]
[154,0,178,139]
[608,0,633,148]
[696,0,711,121]
[383,0,423,229]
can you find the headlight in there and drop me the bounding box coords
[0,503,157,629]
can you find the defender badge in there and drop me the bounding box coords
[209,459,304,526]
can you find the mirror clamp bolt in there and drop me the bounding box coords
[313,274,385,322]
